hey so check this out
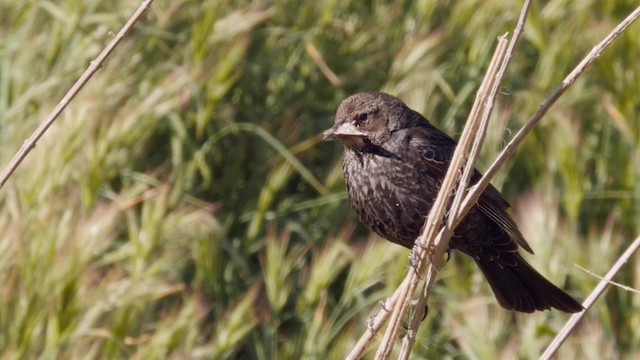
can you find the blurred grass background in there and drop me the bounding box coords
[0,0,639,358]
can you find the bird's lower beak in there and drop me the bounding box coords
[322,122,365,141]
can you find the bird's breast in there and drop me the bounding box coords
[342,149,438,248]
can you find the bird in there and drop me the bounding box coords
[323,91,582,313]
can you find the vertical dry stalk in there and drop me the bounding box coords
[396,35,511,359]
[379,1,535,357]
[349,3,640,359]
[349,2,533,358]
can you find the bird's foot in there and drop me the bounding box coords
[378,300,389,312]
[367,316,375,333]
[368,300,391,332]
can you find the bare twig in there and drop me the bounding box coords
[575,264,640,295]
[541,235,640,359]
[0,0,155,190]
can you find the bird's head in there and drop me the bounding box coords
[323,92,409,150]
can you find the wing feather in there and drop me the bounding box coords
[403,122,533,254]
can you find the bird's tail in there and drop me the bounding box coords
[474,254,583,313]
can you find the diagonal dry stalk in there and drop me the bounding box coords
[0,0,155,190]
[541,234,640,359]
[465,6,640,214]
[348,3,640,360]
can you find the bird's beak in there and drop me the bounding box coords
[322,122,366,141]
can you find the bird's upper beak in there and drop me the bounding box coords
[322,122,366,141]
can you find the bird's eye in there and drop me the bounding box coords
[355,113,368,124]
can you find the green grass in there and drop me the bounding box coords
[0,0,639,358]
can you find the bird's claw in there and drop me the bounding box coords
[367,316,375,333]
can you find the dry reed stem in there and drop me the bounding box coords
[466,5,640,213]
[541,235,640,359]
[348,3,640,359]
[381,1,533,358]
[397,35,511,359]
[0,0,155,190]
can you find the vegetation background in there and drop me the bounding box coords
[0,0,638,358]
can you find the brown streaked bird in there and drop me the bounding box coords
[323,92,582,313]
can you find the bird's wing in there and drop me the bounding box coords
[404,123,534,254]
[475,183,533,253]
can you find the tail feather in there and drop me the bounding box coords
[475,254,583,313]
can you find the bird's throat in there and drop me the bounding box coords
[350,140,400,160]
[341,135,367,149]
